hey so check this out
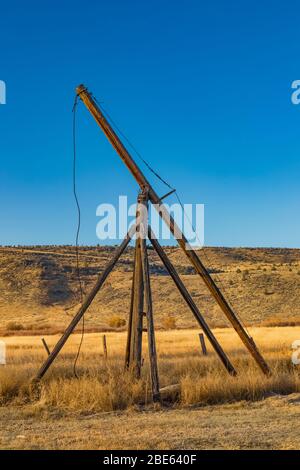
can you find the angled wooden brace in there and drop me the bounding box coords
[35,224,136,380]
[148,226,237,376]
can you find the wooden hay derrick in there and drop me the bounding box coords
[34,84,271,403]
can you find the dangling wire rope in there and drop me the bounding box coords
[72,95,85,378]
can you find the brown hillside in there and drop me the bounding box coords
[0,246,299,333]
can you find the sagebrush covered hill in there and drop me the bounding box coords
[0,245,299,334]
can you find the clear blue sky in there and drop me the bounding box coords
[0,0,299,247]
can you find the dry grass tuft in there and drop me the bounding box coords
[40,371,145,412]
[181,371,300,405]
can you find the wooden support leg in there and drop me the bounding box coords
[148,227,237,376]
[129,236,144,379]
[125,246,136,369]
[139,203,160,401]
[35,225,136,380]
[125,191,160,401]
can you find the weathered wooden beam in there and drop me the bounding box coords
[148,227,237,376]
[125,193,149,377]
[125,248,136,369]
[159,383,180,401]
[35,224,136,380]
[129,235,144,379]
[140,196,160,401]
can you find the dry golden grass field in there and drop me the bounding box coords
[1,246,300,449]
[1,327,300,449]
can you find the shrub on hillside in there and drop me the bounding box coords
[162,315,177,330]
[108,316,126,329]
[6,321,24,331]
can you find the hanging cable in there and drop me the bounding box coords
[72,95,85,378]
[93,97,175,191]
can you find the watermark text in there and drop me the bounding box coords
[0,80,6,104]
[96,196,204,248]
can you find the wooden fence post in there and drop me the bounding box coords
[41,338,51,356]
[199,333,207,356]
[103,334,108,360]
